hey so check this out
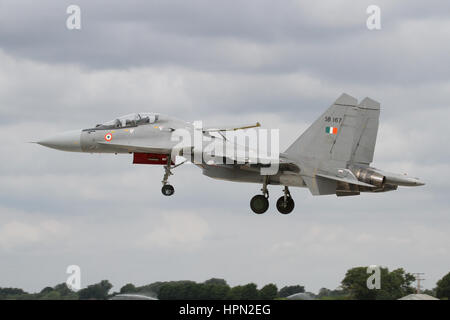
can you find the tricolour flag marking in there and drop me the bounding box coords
[326,126,338,135]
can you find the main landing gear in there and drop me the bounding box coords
[276,186,295,214]
[250,176,269,214]
[250,179,295,214]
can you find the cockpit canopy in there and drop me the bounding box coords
[95,113,158,129]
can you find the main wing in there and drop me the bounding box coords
[202,122,261,133]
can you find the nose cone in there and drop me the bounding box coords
[37,130,82,152]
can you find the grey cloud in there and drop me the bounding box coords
[2,51,449,128]
[1,1,449,84]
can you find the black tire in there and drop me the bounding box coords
[250,195,269,214]
[161,184,175,196]
[276,196,294,214]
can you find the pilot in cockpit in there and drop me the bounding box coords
[94,113,158,130]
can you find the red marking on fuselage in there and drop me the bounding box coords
[133,153,174,165]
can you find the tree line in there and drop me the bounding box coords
[1,267,449,300]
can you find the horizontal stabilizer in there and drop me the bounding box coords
[302,175,337,195]
[316,172,375,187]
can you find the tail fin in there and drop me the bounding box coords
[350,97,380,165]
[285,93,380,166]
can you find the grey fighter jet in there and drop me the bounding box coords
[36,93,425,214]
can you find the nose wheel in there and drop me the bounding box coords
[162,184,175,196]
[276,186,295,214]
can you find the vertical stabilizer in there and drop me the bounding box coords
[350,97,380,165]
[285,93,359,164]
[285,93,381,195]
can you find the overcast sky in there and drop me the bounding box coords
[0,0,449,294]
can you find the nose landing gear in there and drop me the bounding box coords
[161,155,175,196]
[161,162,174,196]
[160,154,187,196]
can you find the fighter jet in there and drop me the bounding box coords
[36,93,424,214]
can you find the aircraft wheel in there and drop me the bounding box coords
[276,196,294,214]
[161,184,175,196]
[250,195,269,214]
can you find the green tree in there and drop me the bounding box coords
[158,281,198,299]
[436,272,450,299]
[422,289,436,297]
[158,281,230,300]
[27,283,79,300]
[120,283,137,294]
[40,291,62,300]
[318,288,331,297]
[51,283,78,300]
[39,287,54,295]
[278,285,305,298]
[240,283,260,300]
[53,283,77,298]
[0,288,28,299]
[78,280,112,300]
[135,281,166,297]
[259,284,278,300]
[227,285,244,300]
[183,282,202,299]
[341,266,415,300]
[204,278,228,286]
[317,287,349,300]
[201,282,230,300]
[157,283,173,299]
[342,267,378,300]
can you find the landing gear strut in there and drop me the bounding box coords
[161,156,174,196]
[250,176,269,214]
[160,154,187,196]
[276,186,295,214]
